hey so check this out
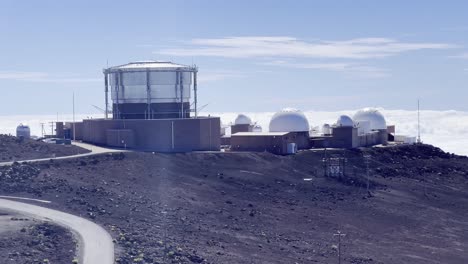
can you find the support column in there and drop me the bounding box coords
[119,71,124,119]
[115,72,120,119]
[194,68,198,118]
[180,71,184,118]
[175,71,179,118]
[104,72,109,119]
[146,69,151,119]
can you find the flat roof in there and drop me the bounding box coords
[104,61,196,73]
[231,132,289,136]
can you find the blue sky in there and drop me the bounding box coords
[1,0,467,115]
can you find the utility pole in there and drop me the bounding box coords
[49,122,55,136]
[333,230,346,264]
[40,123,45,138]
[364,154,371,192]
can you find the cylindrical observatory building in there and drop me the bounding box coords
[104,61,197,119]
[81,61,220,152]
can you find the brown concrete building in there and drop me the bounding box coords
[231,124,251,134]
[82,117,220,152]
[230,132,298,155]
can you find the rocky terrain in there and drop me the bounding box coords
[0,211,76,264]
[0,134,90,162]
[0,144,467,263]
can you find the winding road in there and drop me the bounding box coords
[0,141,122,263]
[0,198,114,264]
[0,141,124,167]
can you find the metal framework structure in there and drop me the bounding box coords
[322,150,347,178]
[103,61,198,120]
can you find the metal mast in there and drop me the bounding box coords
[72,92,76,141]
[180,70,184,118]
[146,69,151,119]
[194,66,198,118]
[104,72,109,119]
[417,99,421,144]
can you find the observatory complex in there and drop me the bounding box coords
[223,108,414,155]
[49,60,414,155]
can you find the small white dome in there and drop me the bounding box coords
[269,108,310,132]
[353,108,387,130]
[336,115,354,127]
[234,114,252,125]
[252,125,262,132]
[16,123,31,139]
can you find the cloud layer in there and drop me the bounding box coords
[1,110,466,156]
[155,36,458,78]
[261,60,390,78]
[157,36,455,59]
[454,52,468,59]
[0,71,100,83]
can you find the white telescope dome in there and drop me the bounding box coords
[234,114,252,125]
[269,108,310,132]
[336,115,354,127]
[353,108,387,130]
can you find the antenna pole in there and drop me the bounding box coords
[417,99,421,144]
[73,92,76,141]
[40,123,45,138]
[104,72,109,119]
[194,67,198,118]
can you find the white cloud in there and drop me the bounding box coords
[27,78,101,83]
[0,71,100,83]
[135,44,154,48]
[263,95,363,106]
[156,36,455,59]
[262,60,350,70]
[0,71,48,80]
[440,26,468,32]
[197,71,245,83]
[261,60,390,78]
[454,52,468,59]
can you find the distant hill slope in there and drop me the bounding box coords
[0,134,90,161]
[0,144,467,263]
